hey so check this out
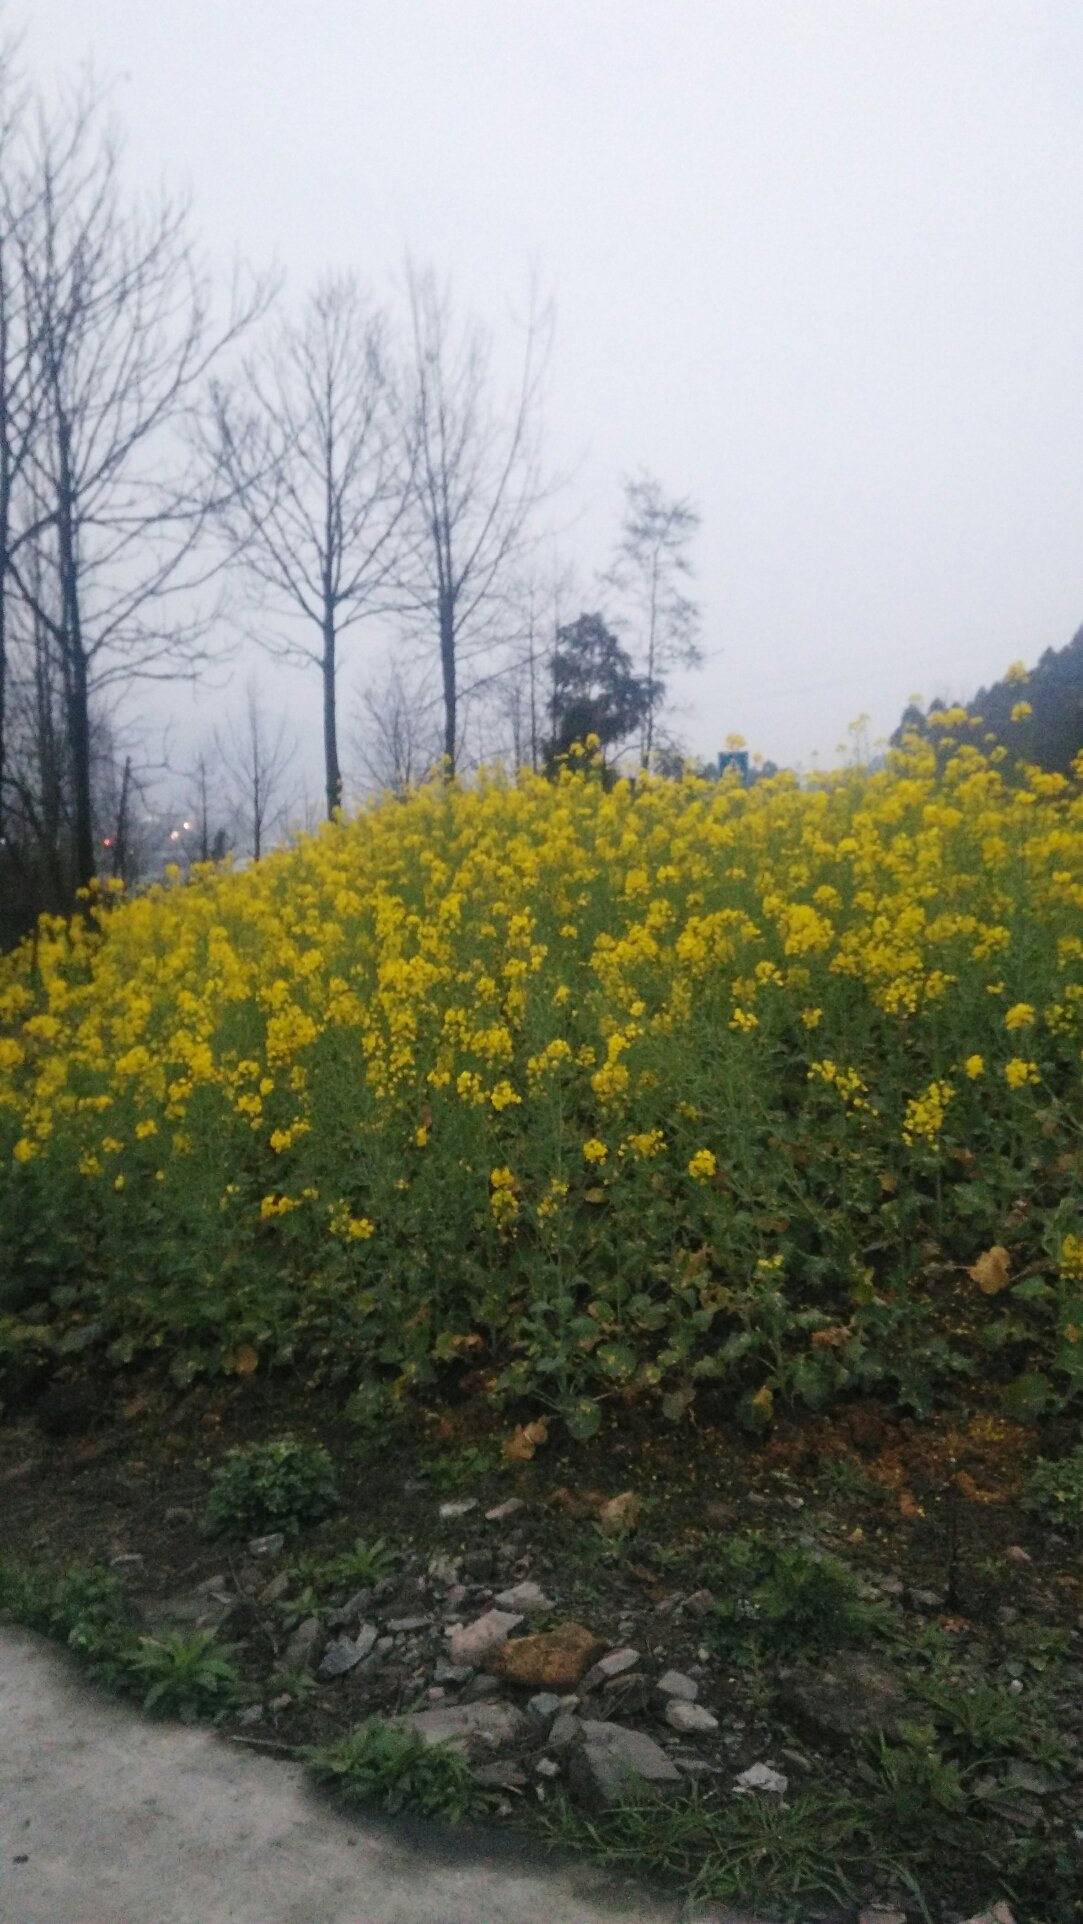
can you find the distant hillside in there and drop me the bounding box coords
[894,623,1083,775]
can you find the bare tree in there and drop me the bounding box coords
[2,79,269,899]
[216,682,296,861]
[354,655,441,796]
[606,472,702,768]
[211,275,413,820]
[399,264,555,775]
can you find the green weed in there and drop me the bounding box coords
[298,1535,398,1590]
[1026,1445,1083,1536]
[204,1440,340,1539]
[697,1532,892,1663]
[128,1630,240,1722]
[305,1719,491,1822]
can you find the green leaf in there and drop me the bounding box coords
[564,1398,601,1441]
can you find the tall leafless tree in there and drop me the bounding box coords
[399,264,555,775]
[2,79,269,899]
[211,275,413,819]
[606,472,702,768]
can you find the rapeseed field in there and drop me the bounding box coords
[2,723,1082,1435]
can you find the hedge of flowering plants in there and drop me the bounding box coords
[2,720,1082,1437]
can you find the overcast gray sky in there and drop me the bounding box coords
[24,0,1083,773]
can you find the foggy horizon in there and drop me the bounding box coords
[19,0,1083,783]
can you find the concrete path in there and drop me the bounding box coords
[0,1628,741,1924]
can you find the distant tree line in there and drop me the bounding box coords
[0,44,706,947]
[893,624,1083,776]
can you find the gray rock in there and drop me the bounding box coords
[433,1659,474,1686]
[582,1646,640,1689]
[782,1650,912,1744]
[683,1588,715,1618]
[656,1669,699,1702]
[599,1644,640,1677]
[109,1553,145,1572]
[447,1609,523,1666]
[535,1756,561,1779]
[407,1700,527,1756]
[485,1498,525,1521]
[318,1624,377,1677]
[284,1616,321,1670]
[665,1700,718,1734]
[734,1761,788,1796]
[141,1587,232,1634]
[493,1581,552,1613]
[238,1704,264,1727]
[248,1533,285,1558]
[259,1572,291,1606]
[461,1672,505,1702]
[548,1710,581,1751]
[386,1615,431,1634]
[326,1586,373,1629]
[439,1498,478,1519]
[568,1719,681,1810]
[526,1691,563,1722]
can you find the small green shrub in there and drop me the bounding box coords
[204,1440,340,1539]
[700,1533,891,1663]
[1026,1445,1083,1536]
[305,1719,490,1822]
[127,1630,240,1721]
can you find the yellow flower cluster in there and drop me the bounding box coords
[1,726,1080,1417]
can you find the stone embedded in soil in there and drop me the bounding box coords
[682,1588,715,1618]
[548,1709,581,1749]
[493,1580,552,1613]
[581,1646,640,1690]
[567,1718,681,1810]
[491,1621,606,1690]
[284,1616,322,1670]
[485,1498,525,1521]
[247,1533,285,1557]
[963,1906,1015,1924]
[858,1909,908,1924]
[1005,1544,1032,1565]
[526,1691,562,1722]
[259,1571,291,1606]
[781,1649,913,1744]
[433,1659,474,1685]
[439,1498,478,1519]
[447,1609,523,1666]
[140,1586,232,1635]
[327,1586,372,1628]
[656,1669,699,1702]
[734,1762,788,1796]
[386,1615,431,1634]
[407,1700,527,1756]
[461,1672,504,1701]
[665,1700,718,1734]
[318,1624,377,1677]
